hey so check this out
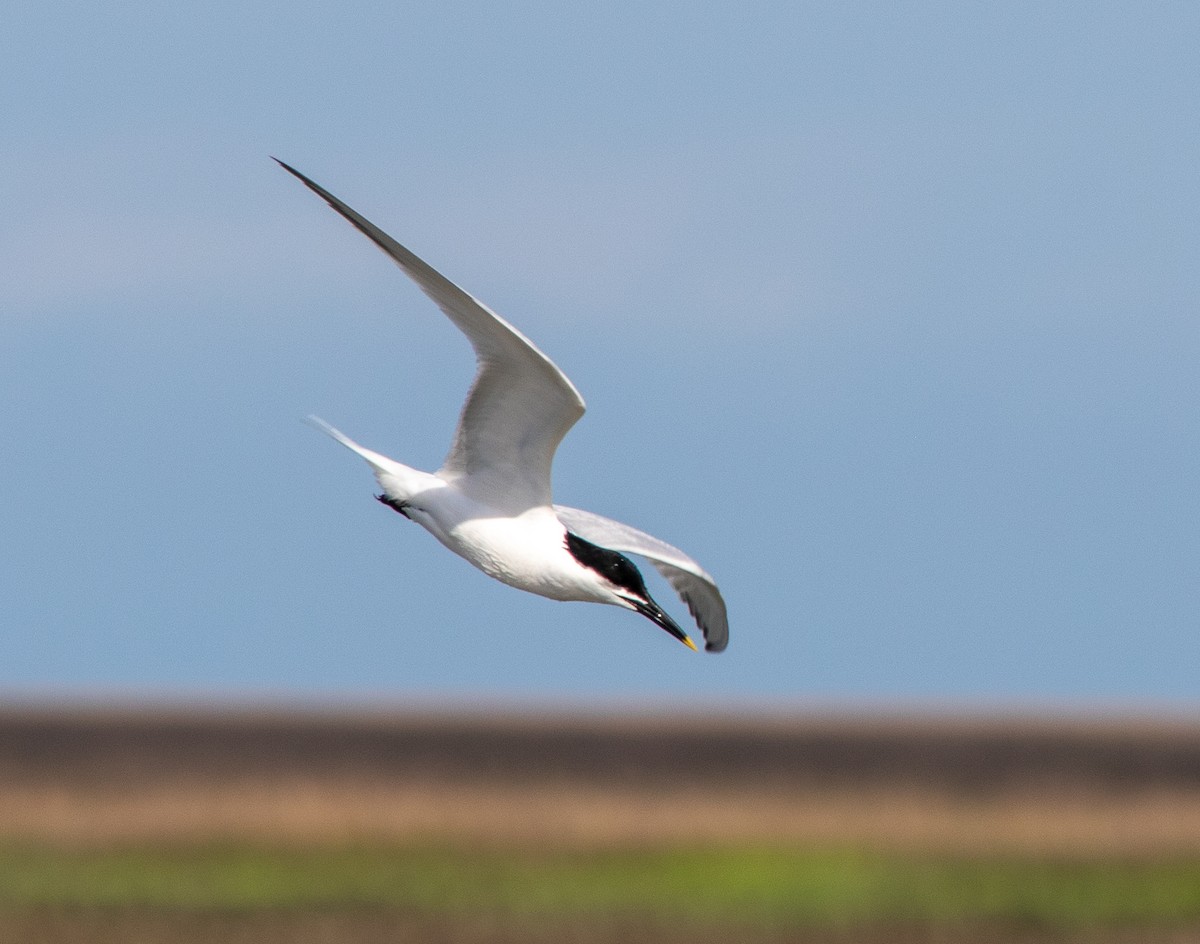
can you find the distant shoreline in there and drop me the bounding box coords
[2,704,1199,854]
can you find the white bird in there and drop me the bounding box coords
[279,159,728,653]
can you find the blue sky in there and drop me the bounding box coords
[3,2,1198,704]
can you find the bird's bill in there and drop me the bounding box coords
[633,598,698,651]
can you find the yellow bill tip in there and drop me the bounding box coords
[682,635,699,652]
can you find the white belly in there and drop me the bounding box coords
[410,499,602,603]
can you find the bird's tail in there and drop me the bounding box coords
[304,415,403,477]
[305,415,439,508]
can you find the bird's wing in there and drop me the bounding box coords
[554,505,729,652]
[277,160,585,514]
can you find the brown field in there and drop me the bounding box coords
[2,704,1200,855]
[3,704,1200,944]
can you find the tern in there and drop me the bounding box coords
[279,159,728,652]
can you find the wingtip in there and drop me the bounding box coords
[272,156,304,180]
[274,157,318,197]
[272,158,348,217]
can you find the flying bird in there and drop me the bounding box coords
[279,159,728,652]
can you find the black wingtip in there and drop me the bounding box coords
[272,156,305,182]
[271,157,346,217]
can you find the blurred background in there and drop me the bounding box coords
[3,1,1199,941]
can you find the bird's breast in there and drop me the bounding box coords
[437,510,600,603]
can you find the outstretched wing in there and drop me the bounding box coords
[277,159,586,514]
[554,505,729,652]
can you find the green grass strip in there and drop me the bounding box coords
[1,844,1198,929]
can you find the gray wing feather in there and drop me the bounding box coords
[554,505,728,653]
[277,160,585,513]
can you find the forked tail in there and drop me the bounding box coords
[304,415,400,476]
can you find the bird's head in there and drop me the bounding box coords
[564,531,697,651]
